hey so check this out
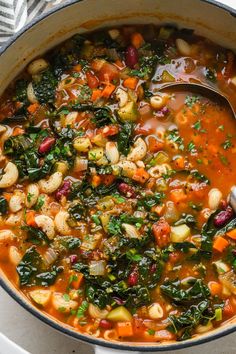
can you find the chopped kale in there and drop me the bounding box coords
[117,122,133,156]
[33,69,58,104]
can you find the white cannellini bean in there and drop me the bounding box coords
[148,303,164,319]
[122,223,140,239]
[27,82,38,103]
[35,215,55,239]
[52,293,78,313]
[150,94,169,110]
[54,210,71,235]
[27,58,48,75]
[127,137,147,162]
[105,142,120,164]
[9,246,22,265]
[0,162,19,188]
[39,172,63,194]
[114,160,137,178]
[208,188,222,210]
[176,38,191,56]
[9,191,25,213]
[88,303,109,319]
[25,183,39,208]
[0,230,15,243]
[116,88,128,107]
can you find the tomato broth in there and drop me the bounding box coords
[0,24,236,343]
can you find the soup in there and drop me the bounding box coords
[0,24,236,343]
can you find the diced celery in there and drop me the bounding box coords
[118,102,138,122]
[154,151,169,165]
[88,147,104,161]
[106,306,132,322]
[170,224,191,242]
[215,308,222,321]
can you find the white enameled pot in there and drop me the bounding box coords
[0,1,236,353]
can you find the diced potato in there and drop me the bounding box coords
[73,137,91,152]
[106,306,132,322]
[54,161,68,174]
[170,224,190,242]
[88,147,104,161]
[52,292,78,313]
[92,133,108,147]
[29,289,52,307]
[118,102,138,122]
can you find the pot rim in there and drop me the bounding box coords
[0,0,236,351]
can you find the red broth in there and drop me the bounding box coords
[0,25,236,342]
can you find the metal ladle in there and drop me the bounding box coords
[152,81,236,211]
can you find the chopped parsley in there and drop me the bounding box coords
[185,95,200,108]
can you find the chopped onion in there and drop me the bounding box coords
[89,260,106,276]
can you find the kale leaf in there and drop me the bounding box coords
[117,122,133,156]
[137,192,165,210]
[33,69,58,104]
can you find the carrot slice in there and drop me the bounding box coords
[226,228,236,240]
[131,32,144,49]
[213,236,229,252]
[26,211,37,227]
[123,77,138,90]
[91,175,101,187]
[116,322,134,337]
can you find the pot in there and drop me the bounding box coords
[0,0,236,353]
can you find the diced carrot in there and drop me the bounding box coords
[71,272,84,289]
[213,236,229,252]
[208,281,222,296]
[91,175,101,187]
[91,89,102,102]
[132,168,149,184]
[123,77,138,90]
[226,228,236,240]
[147,136,164,153]
[101,174,115,186]
[152,204,164,216]
[116,322,134,337]
[27,103,39,114]
[131,32,144,49]
[26,211,37,227]
[73,64,82,72]
[101,83,116,98]
[12,127,25,136]
[169,189,187,204]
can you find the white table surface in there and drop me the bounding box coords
[1,0,236,353]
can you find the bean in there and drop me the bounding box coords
[118,182,136,198]
[125,45,138,68]
[55,180,71,200]
[38,137,55,154]
[99,319,113,329]
[214,206,234,227]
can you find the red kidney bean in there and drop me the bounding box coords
[118,183,136,198]
[128,270,138,287]
[69,254,78,264]
[55,180,71,201]
[214,206,234,228]
[38,136,55,154]
[125,45,139,68]
[99,319,113,329]
[150,264,157,273]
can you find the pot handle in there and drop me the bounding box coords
[95,345,141,354]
